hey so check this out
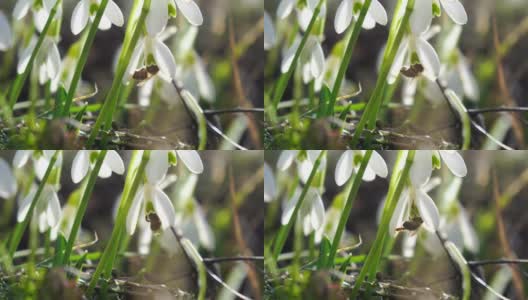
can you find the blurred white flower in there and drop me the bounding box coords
[13,0,58,32]
[0,11,13,51]
[0,159,17,199]
[277,150,325,184]
[334,150,388,186]
[70,0,124,35]
[17,36,62,91]
[71,150,125,184]
[334,0,387,34]
[281,35,325,84]
[277,0,326,32]
[176,51,216,103]
[264,163,276,202]
[145,151,203,185]
[17,184,62,240]
[410,150,467,187]
[281,187,325,236]
[13,150,62,182]
[146,0,203,36]
[410,0,468,35]
[264,10,276,50]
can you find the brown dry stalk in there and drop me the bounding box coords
[492,172,525,300]
[228,168,262,300]
[492,18,525,147]
[228,17,262,148]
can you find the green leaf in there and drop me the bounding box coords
[318,84,332,117]
[53,234,67,266]
[54,85,68,118]
[316,236,331,269]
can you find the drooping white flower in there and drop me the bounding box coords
[176,51,216,103]
[334,0,387,34]
[145,0,203,36]
[13,0,58,32]
[277,150,325,184]
[17,184,62,240]
[281,187,325,236]
[334,150,388,186]
[264,163,276,202]
[0,11,13,51]
[71,150,125,184]
[0,159,17,199]
[277,0,326,32]
[13,150,62,182]
[17,36,62,91]
[410,150,467,187]
[70,0,124,35]
[410,0,468,35]
[387,26,441,84]
[124,33,177,83]
[264,10,276,50]
[281,35,325,84]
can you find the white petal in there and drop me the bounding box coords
[281,38,300,73]
[0,11,13,50]
[361,12,377,30]
[104,150,125,175]
[369,0,388,26]
[362,165,376,181]
[389,191,410,236]
[124,39,144,81]
[176,151,204,174]
[297,159,314,184]
[277,0,295,19]
[98,15,112,30]
[71,151,90,184]
[45,189,62,228]
[152,186,176,230]
[415,37,440,81]
[440,0,468,25]
[410,150,433,187]
[335,151,354,186]
[277,150,297,171]
[98,163,113,178]
[387,39,409,84]
[310,41,325,79]
[308,189,325,232]
[264,11,276,49]
[438,150,467,177]
[458,208,479,253]
[410,0,433,34]
[416,189,440,231]
[174,0,203,26]
[13,0,31,20]
[146,0,169,35]
[146,150,170,184]
[17,39,37,74]
[153,37,177,79]
[334,0,353,34]
[71,0,90,35]
[17,187,36,222]
[264,163,276,202]
[281,187,301,225]
[369,151,388,178]
[458,55,479,101]
[13,150,32,168]
[126,187,144,235]
[194,56,215,102]
[0,159,17,199]
[105,1,124,27]
[194,206,215,250]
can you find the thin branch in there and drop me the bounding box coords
[468,259,528,267]
[203,256,264,264]
[468,107,528,115]
[203,107,264,116]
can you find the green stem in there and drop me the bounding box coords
[269,0,325,120]
[86,0,152,148]
[326,150,373,267]
[272,150,326,260]
[8,0,62,109]
[8,151,59,258]
[350,0,415,148]
[62,151,108,265]
[328,0,373,114]
[87,150,150,294]
[62,0,110,116]
[350,150,415,298]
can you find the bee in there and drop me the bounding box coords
[133,64,160,86]
[395,216,423,234]
[400,63,424,78]
[146,212,162,232]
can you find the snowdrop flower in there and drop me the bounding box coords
[13,150,62,181]
[124,32,177,84]
[387,26,441,84]
[335,150,388,186]
[264,163,276,203]
[176,51,216,103]
[410,150,467,188]
[277,0,326,32]
[389,177,441,235]
[17,184,62,240]
[71,150,125,184]
[410,0,468,35]
[145,151,203,184]
[281,187,325,236]
[264,10,276,50]
[146,0,203,36]
[0,159,17,199]
[334,0,388,34]
[277,150,325,184]
[0,11,13,51]
[70,0,124,35]
[281,35,325,84]
[13,0,56,32]
[17,36,62,91]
